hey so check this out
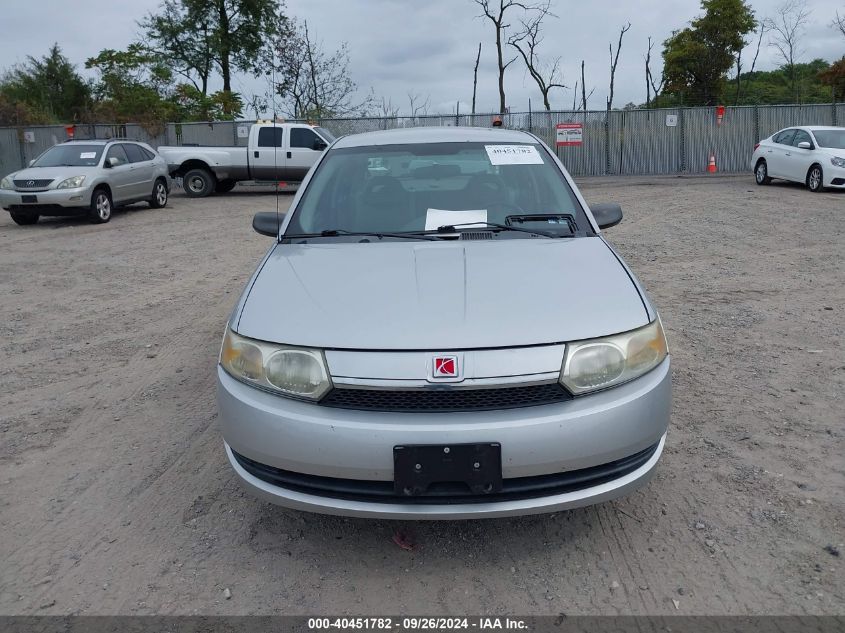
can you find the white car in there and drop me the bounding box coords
[752,126,845,192]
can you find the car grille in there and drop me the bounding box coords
[13,179,54,189]
[231,441,660,504]
[319,382,572,412]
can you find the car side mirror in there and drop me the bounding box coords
[253,211,284,237]
[797,141,812,150]
[313,139,328,151]
[590,202,624,229]
[28,159,35,167]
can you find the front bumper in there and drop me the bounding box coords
[0,187,91,213]
[217,357,671,519]
[824,163,845,188]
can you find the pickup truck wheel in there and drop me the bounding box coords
[149,178,169,208]
[89,188,112,224]
[10,211,39,225]
[215,179,236,193]
[183,168,214,198]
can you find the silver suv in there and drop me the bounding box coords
[0,139,171,225]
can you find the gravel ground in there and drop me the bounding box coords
[0,175,842,616]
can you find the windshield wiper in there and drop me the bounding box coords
[282,229,439,242]
[411,221,567,239]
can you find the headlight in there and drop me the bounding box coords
[831,157,845,168]
[57,175,86,189]
[0,175,13,189]
[560,320,668,394]
[219,328,331,401]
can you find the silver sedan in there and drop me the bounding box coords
[218,126,671,519]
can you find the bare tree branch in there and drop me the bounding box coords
[472,42,482,114]
[767,0,812,103]
[407,91,431,117]
[607,22,631,110]
[507,2,566,110]
[832,10,845,38]
[473,0,549,113]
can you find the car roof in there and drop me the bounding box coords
[333,126,537,149]
[62,139,146,145]
[782,126,844,131]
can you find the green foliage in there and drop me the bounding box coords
[85,44,177,133]
[141,0,291,97]
[0,44,91,124]
[85,43,242,131]
[172,84,243,120]
[662,0,756,105]
[734,59,838,104]
[819,57,845,101]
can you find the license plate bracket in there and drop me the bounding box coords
[21,195,37,203]
[393,443,502,496]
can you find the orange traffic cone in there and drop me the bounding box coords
[707,153,717,173]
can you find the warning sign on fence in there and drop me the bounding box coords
[556,123,583,147]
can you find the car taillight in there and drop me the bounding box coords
[754,143,760,151]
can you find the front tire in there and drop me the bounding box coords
[183,168,215,198]
[10,211,38,225]
[215,178,236,194]
[89,188,112,224]
[150,178,168,208]
[755,160,771,185]
[807,164,825,193]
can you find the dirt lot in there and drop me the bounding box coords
[0,175,842,616]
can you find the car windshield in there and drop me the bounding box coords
[813,130,845,149]
[33,144,104,167]
[285,141,590,238]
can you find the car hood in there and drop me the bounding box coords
[236,237,650,350]
[10,166,102,184]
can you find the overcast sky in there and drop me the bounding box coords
[1,0,843,116]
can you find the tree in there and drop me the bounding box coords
[141,0,291,96]
[733,58,835,104]
[607,23,632,109]
[645,36,666,107]
[831,10,844,38]
[0,44,91,123]
[731,20,769,105]
[274,20,372,118]
[662,0,756,105]
[819,57,845,101]
[471,43,482,114]
[508,3,567,110]
[407,92,431,117]
[767,1,811,103]
[141,1,213,95]
[85,44,178,130]
[473,0,547,113]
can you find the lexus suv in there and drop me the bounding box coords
[1,139,171,225]
[218,126,672,519]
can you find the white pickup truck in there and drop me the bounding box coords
[157,122,335,197]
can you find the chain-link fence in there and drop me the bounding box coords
[1,103,840,180]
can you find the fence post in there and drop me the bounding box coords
[679,108,686,173]
[753,104,760,145]
[604,110,611,175]
[17,127,26,169]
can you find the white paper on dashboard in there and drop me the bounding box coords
[80,152,97,159]
[424,208,488,231]
[485,144,543,165]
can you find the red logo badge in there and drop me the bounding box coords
[433,356,458,378]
